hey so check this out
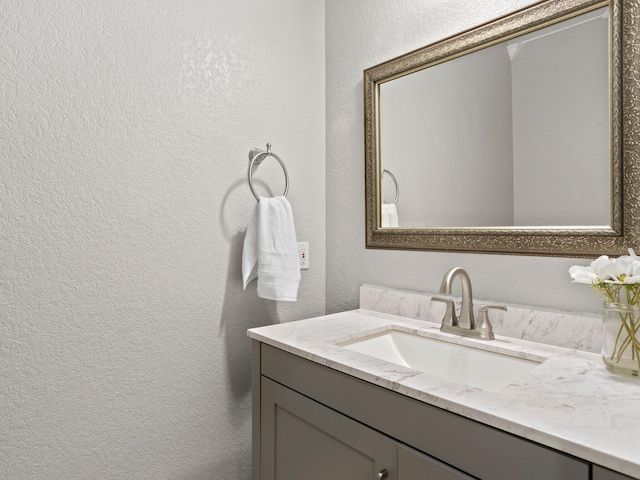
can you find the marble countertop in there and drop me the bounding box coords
[248,309,640,478]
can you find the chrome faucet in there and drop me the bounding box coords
[432,267,506,341]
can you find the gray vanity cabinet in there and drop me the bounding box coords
[252,341,595,480]
[260,376,397,480]
[593,466,636,480]
[398,445,475,480]
[261,376,474,480]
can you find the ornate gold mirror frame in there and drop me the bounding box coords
[364,0,639,257]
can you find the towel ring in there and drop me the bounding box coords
[382,169,399,205]
[248,143,289,201]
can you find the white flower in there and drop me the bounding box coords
[623,248,640,263]
[624,261,640,284]
[572,250,640,373]
[569,249,640,285]
[568,263,599,284]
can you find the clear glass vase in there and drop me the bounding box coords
[602,302,640,377]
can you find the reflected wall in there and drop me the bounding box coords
[379,7,609,228]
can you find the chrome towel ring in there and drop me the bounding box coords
[382,169,399,205]
[248,143,290,201]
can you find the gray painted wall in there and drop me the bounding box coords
[1,0,325,478]
[381,45,515,227]
[512,13,609,226]
[326,0,603,315]
[378,7,609,229]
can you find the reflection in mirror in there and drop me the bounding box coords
[380,7,609,228]
[381,169,399,227]
[364,0,640,257]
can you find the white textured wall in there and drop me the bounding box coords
[0,0,325,478]
[325,0,603,315]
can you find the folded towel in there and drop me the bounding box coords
[242,196,301,301]
[382,203,399,227]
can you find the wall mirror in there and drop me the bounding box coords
[364,0,640,257]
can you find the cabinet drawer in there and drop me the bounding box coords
[260,343,589,480]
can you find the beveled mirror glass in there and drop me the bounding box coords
[364,0,640,257]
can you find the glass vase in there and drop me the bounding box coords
[602,302,640,377]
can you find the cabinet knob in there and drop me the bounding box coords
[377,469,389,480]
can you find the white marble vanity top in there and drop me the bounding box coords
[248,309,640,478]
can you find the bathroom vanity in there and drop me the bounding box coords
[248,307,640,480]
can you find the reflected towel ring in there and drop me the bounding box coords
[382,169,399,205]
[248,143,290,201]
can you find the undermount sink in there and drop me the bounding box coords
[337,329,545,392]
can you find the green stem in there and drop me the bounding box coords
[610,305,640,371]
[595,284,640,371]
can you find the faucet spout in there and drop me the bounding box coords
[438,267,475,330]
[433,267,502,341]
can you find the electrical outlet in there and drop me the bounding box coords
[298,242,309,270]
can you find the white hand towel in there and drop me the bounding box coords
[242,196,301,301]
[381,203,399,227]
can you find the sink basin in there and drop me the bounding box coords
[337,329,544,392]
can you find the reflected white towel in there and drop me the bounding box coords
[242,196,301,301]
[382,203,399,227]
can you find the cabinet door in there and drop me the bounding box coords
[593,465,637,480]
[261,377,396,480]
[398,444,476,480]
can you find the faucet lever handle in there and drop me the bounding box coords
[476,304,507,340]
[432,296,458,327]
